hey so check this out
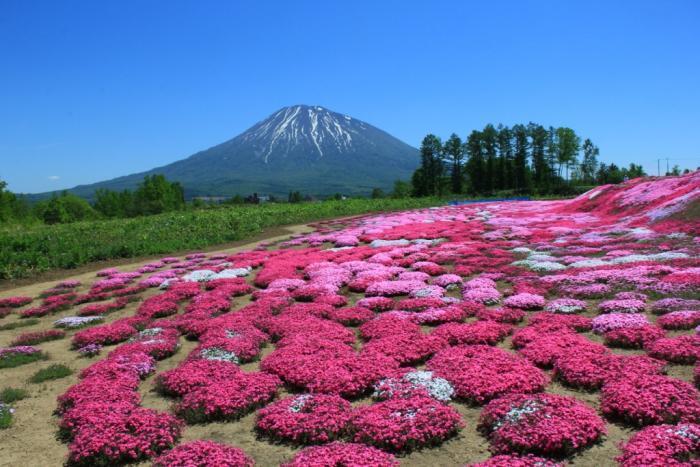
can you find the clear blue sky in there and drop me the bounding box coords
[1,0,698,193]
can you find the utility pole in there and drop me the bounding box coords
[666,158,669,175]
[657,159,660,176]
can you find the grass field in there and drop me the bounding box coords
[0,198,441,280]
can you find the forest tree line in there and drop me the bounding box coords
[411,123,651,197]
[0,175,185,224]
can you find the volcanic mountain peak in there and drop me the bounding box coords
[36,104,419,199]
[239,104,367,162]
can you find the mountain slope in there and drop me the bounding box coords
[63,105,420,199]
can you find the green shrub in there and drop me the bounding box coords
[0,319,39,331]
[0,403,13,429]
[0,351,48,369]
[28,364,73,383]
[0,387,28,403]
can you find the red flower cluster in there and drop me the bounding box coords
[350,395,463,452]
[553,352,665,390]
[63,403,182,466]
[255,393,352,444]
[600,374,700,425]
[175,371,281,423]
[518,333,607,368]
[616,423,700,466]
[603,325,665,349]
[657,310,700,330]
[327,306,375,326]
[646,335,700,364]
[478,393,606,456]
[359,315,421,341]
[71,321,137,349]
[282,442,398,467]
[361,332,445,365]
[153,440,254,467]
[431,321,513,346]
[0,296,32,308]
[470,455,563,467]
[427,345,548,404]
[476,307,525,324]
[155,359,241,396]
[261,337,397,397]
[11,329,65,346]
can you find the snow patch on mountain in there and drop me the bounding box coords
[241,105,358,163]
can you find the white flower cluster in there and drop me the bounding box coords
[492,399,543,430]
[183,267,251,282]
[288,394,313,413]
[53,316,104,329]
[200,347,239,364]
[512,259,567,272]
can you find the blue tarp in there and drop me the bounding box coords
[447,197,531,206]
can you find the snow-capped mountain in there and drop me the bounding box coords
[60,105,419,198]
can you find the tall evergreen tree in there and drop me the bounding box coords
[496,125,513,190]
[528,123,549,193]
[482,124,498,193]
[545,126,559,187]
[465,130,485,194]
[512,124,530,193]
[444,133,464,194]
[415,134,444,196]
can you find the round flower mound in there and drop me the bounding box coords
[431,321,513,346]
[503,293,546,310]
[361,332,445,365]
[176,372,281,423]
[518,333,607,369]
[647,336,700,364]
[71,321,136,348]
[66,406,182,466]
[350,395,463,452]
[255,394,352,444]
[617,423,700,467]
[600,374,700,426]
[658,310,700,330]
[598,299,646,314]
[591,313,649,334]
[427,345,548,405]
[478,393,606,457]
[359,315,421,341]
[604,325,665,349]
[554,352,666,391]
[476,307,525,324]
[261,340,399,397]
[153,440,254,467]
[470,454,563,467]
[327,306,375,326]
[155,360,241,396]
[282,442,398,467]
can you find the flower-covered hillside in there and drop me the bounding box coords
[0,172,698,466]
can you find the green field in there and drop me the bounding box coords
[0,198,441,280]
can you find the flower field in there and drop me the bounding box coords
[0,172,699,466]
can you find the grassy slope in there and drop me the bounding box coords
[0,198,441,280]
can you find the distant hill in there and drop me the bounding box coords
[38,105,419,200]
